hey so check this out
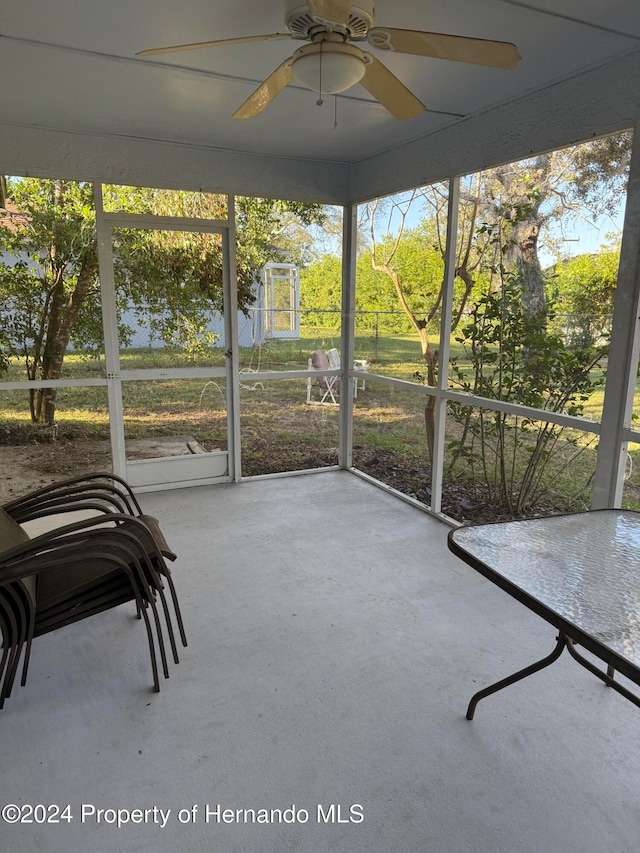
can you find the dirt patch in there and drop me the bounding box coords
[0,425,526,524]
[0,440,113,503]
[353,448,550,524]
[0,431,214,503]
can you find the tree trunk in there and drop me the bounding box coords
[507,220,546,318]
[368,192,479,466]
[35,249,99,424]
[423,344,437,461]
[370,253,440,462]
[494,157,548,320]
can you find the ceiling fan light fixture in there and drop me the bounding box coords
[291,42,367,94]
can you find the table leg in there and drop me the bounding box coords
[466,633,566,720]
[565,639,640,708]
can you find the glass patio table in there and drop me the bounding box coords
[448,509,640,719]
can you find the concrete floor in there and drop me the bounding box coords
[2,470,640,853]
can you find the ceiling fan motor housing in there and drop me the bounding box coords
[284,1,375,40]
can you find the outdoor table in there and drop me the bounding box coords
[447,509,640,719]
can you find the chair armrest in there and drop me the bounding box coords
[3,473,143,519]
[137,515,177,561]
[0,513,169,586]
[4,493,135,526]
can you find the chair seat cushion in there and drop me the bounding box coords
[0,508,30,551]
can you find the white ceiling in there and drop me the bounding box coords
[2,0,640,201]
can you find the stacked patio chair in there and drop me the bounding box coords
[0,473,186,707]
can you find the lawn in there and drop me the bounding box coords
[1,331,639,518]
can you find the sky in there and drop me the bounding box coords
[539,208,624,265]
[347,184,626,268]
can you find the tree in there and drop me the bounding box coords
[367,182,491,459]
[0,179,325,424]
[447,273,606,516]
[547,245,620,346]
[299,253,342,328]
[364,131,632,462]
[483,135,630,319]
[0,179,99,424]
[367,133,631,336]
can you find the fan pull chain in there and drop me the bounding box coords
[334,94,338,128]
[316,41,324,106]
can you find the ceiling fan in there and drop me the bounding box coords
[137,0,521,120]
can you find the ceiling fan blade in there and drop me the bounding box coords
[232,59,294,119]
[367,27,521,70]
[137,33,290,57]
[307,0,352,27]
[360,55,425,120]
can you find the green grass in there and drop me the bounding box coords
[2,331,640,515]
